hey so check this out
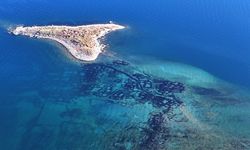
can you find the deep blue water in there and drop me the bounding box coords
[2,0,250,87]
[1,0,250,149]
[0,0,250,86]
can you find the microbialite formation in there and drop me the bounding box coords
[80,60,185,110]
[79,60,186,149]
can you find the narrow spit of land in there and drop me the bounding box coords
[10,23,125,61]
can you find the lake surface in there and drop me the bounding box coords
[0,0,250,149]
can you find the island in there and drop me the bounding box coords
[10,23,125,61]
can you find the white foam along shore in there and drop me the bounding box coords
[10,23,125,61]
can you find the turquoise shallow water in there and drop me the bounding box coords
[1,0,250,149]
[1,52,250,149]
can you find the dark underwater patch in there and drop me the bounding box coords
[140,112,171,150]
[77,60,186,149]
[79,60,185,110]
[192,86,244,105]
[192,86,222,96]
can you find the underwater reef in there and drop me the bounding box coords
[12,59,250,150]
[77,60,186,149]
[80,60,185,109]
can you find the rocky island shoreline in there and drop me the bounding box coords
[10,23,125,61]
